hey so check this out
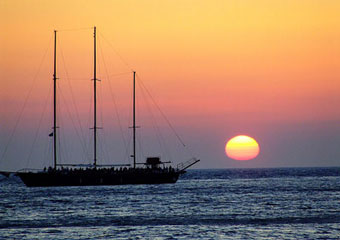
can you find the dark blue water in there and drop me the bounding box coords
[1,168,340,239]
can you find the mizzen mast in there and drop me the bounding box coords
[132,71,136,168]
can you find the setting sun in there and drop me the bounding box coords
[225,135,260,161]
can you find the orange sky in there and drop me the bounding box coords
[1,0,340,169]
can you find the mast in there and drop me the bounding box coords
[93,26,97,167]
[53,30,57,170]
[133,71,136,168]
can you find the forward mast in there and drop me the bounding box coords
[93,26,98,167]
[53,30,57,170]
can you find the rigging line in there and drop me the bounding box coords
[98,39,128,150]
[58,83,86,163]
[87,87,94,164]
[58,39,90,162]
[58,116,68,165]
[123,132,132,164]
[97,108,110,165]
[0,35,53,164]
[146,82,171,162]
[121,73,133,164]
[139,82,168,159]
[137,130,144,164]
[98,31,133,71]
[101,133,111,165]
[123,106,133,164]
[97,76,109,164]
[57,27,93,32]
[43,108,53,167]
[97,133,104,164]
[136,74,187,148]
[99,95,117,165]
[61,77,91,80]
[138,80,170,162]
[42,133,52,167]
[58,87,75,165]
[56,88,64,165]
[25,82,52,169]
[136,87,144,164]
[105,71,132,78]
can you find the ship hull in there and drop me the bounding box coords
[17,170,181,187]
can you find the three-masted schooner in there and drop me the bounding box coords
[13,27,199,187]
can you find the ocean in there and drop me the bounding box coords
[1,168,339,239]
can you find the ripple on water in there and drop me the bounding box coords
[1,168,340,239]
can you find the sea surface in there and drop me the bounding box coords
[1,168,340,239]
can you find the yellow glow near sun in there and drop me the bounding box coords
[225,135,260,161]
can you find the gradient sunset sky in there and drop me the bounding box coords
[1,0,340,170]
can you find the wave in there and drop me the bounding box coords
[1,214,339,229]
